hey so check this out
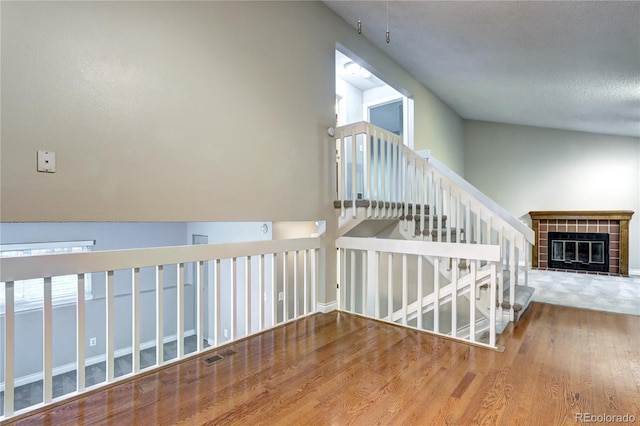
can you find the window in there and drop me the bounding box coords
[0,240,94,309]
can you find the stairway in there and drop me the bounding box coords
[333,121,536,348]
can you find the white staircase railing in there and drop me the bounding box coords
[336,236,501,348]
[0,238,320,420]
[335,122,535,321]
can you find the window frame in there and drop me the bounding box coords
[0,240,95,312]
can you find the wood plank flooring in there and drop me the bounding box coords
[6,302,640,425]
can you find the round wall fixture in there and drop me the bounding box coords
[327,127,335,137]
[260,223,269,234]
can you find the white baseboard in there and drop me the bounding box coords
[316,300,338,313]
[629,268,640,277]
[1,329,195,392]
[456,317,490,339]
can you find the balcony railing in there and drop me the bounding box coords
[0,237,320,420]
[336,236,501,348]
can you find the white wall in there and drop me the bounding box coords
[186,222,273,245]
[0,222,189,251]
[464,120,640,271]
[336,77,364,124]
[0,1,336,223]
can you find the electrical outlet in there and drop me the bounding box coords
[278,291,284,301]
[89,337,97,347]
[223,329,228,338]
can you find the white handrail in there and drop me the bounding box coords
[335,236,500,262]
[422,153,534,244]
[1,238,320,282]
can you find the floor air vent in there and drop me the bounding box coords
[204,348,237,365]
[204,355,223,364]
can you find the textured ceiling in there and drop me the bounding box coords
[324,1,640,138]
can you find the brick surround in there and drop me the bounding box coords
[529,211,634,276]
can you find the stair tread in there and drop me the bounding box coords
[406,214,447,221]
[500,285,535,312]
[334,200,432,212]
[429,228,462,234]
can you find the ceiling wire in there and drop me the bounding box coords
[386,0,390,43]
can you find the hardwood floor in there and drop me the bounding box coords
[7,302,640,425]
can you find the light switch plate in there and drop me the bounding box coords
[37,150,56,173]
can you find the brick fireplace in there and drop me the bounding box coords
[529,211,634,276]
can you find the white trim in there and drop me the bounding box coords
[363,94,403,117]
[317,300,338,313]
[0,293,95,315]
[456,317,490,339]
[0,330,196,392]
[0,240,95,252]
[1,240,96,311]
[0,237,321,282]
[363,94,413,149]
[629,268,640,277]
[405,97,414,150]
[336,236,501,262]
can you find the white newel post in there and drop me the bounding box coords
[417,256,423,329]
[451,260,458,337]
[156,265,164,365]
[177,263,185,358]
[132,268,141,373]
[509,240,516,321]
[402,254,408,325]
[4,282,15,417]
[367,249,378,318]
[433,258,440,333]
[43,277,53,403]
[106,271,115,381]
[196,261,204,352]
[469,263,477,342]
[77,274,87,390]
[489,262,497,347]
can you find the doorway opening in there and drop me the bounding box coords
[335,49,414,148]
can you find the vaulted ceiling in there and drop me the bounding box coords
[324,1,640,138]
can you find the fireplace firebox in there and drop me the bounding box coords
[548,232,609,272]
